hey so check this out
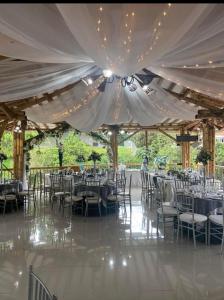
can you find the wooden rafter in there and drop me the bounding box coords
[158,128,176,142]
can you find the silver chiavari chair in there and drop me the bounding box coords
[28,265,58,300]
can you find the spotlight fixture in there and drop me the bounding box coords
[107,131,113,136]
[87,78,93,85]
[103,69,113,78]
[143,85,148,91]
[14,121,22,133]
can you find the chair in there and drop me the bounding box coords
[156,180,178,236]
[140,171,148,193]
[39,172,51,202]
[85,180,101,216]
[28,265,57,300]
[208,195,224,253]
[18,173,37,209]
[177,192,207,248]
[63,178,84,215]
[50,174,70,210]
[122,174,132,209]
[0,186,18,215]
[146,173,156,206]
[106,179,122,214]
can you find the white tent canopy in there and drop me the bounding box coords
[0,4,223,131]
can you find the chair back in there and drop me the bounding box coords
[28,265,57,300]
[85,179,101,200]
[116,177,126,195]
[177,192,195,221]
[107,169,115,181]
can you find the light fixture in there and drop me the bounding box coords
[120,130,125,134]
[108,131,112,136]
[103,69,113,78]
[14,121,22,133]
[87,78,93,85]
[143,85,148,91]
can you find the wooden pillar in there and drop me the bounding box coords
[202,123,215,176]
[145,130,148,150]
[180,128,190,169]
[110,128,118,170]
[13,120,26,181]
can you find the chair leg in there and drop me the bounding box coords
[85,203,88,217]
[208,220,211,246]
[156,213,159,234]
[192,223,196,248]
[98,203,101,217]
[205,221,208,245]
[221,227,224,255]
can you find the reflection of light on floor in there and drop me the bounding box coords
[121,206,163,239]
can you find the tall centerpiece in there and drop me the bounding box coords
[195,148,212,188]
[76,154,85,173]
[88,151,102,177]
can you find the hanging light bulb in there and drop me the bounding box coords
[120,130,125,134]
[143,85,148,91]
[103,69,113,78]
[107,131,112,136]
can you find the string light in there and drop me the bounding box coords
[163,11,167,16]
[195,64,199,67]
[131,12,135,16]
[208,60,213,64]
[87,78,93,85]
[168,3,171,7]
[99,6,103,11]
[143,85,148,91]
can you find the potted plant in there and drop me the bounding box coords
[88,151,102,176]
[195,148,212,187]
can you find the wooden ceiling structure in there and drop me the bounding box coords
[0,55,222,178]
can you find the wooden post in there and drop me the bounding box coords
[145,130,148,150]
[202,122,215,176]
[110,128,118,170]
[13,119,26,181]
[180,128,190,169]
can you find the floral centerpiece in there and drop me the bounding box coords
[88,151,102,176]
[154,156,168,171]
[76,154,85,173]
[195,148,212,187]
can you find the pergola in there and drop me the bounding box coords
[0,4,223,181]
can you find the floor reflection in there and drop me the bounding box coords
[0,188,224,300]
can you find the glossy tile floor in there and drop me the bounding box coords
[1,188,224,300]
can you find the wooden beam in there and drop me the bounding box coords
[118,129,141,145]
[110,129,118,170]
[196,109,224,119]
[202,122,215,176]
[180,128,190,169]
[158,128,176,142]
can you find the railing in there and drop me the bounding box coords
[28,265,57,300]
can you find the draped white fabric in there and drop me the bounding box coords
[0,4,223,130]
[26,77,197,132]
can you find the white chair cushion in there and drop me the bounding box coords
[70,195,83,202]
[77,191,97,197]
[180,213,207,224]
[85,197,101,204]
[163,201,172,207]
[157,206,178,216]
[209,214,224,226]
[0,195,16,201]
[18,191,29,196]
[107,194,123,202]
